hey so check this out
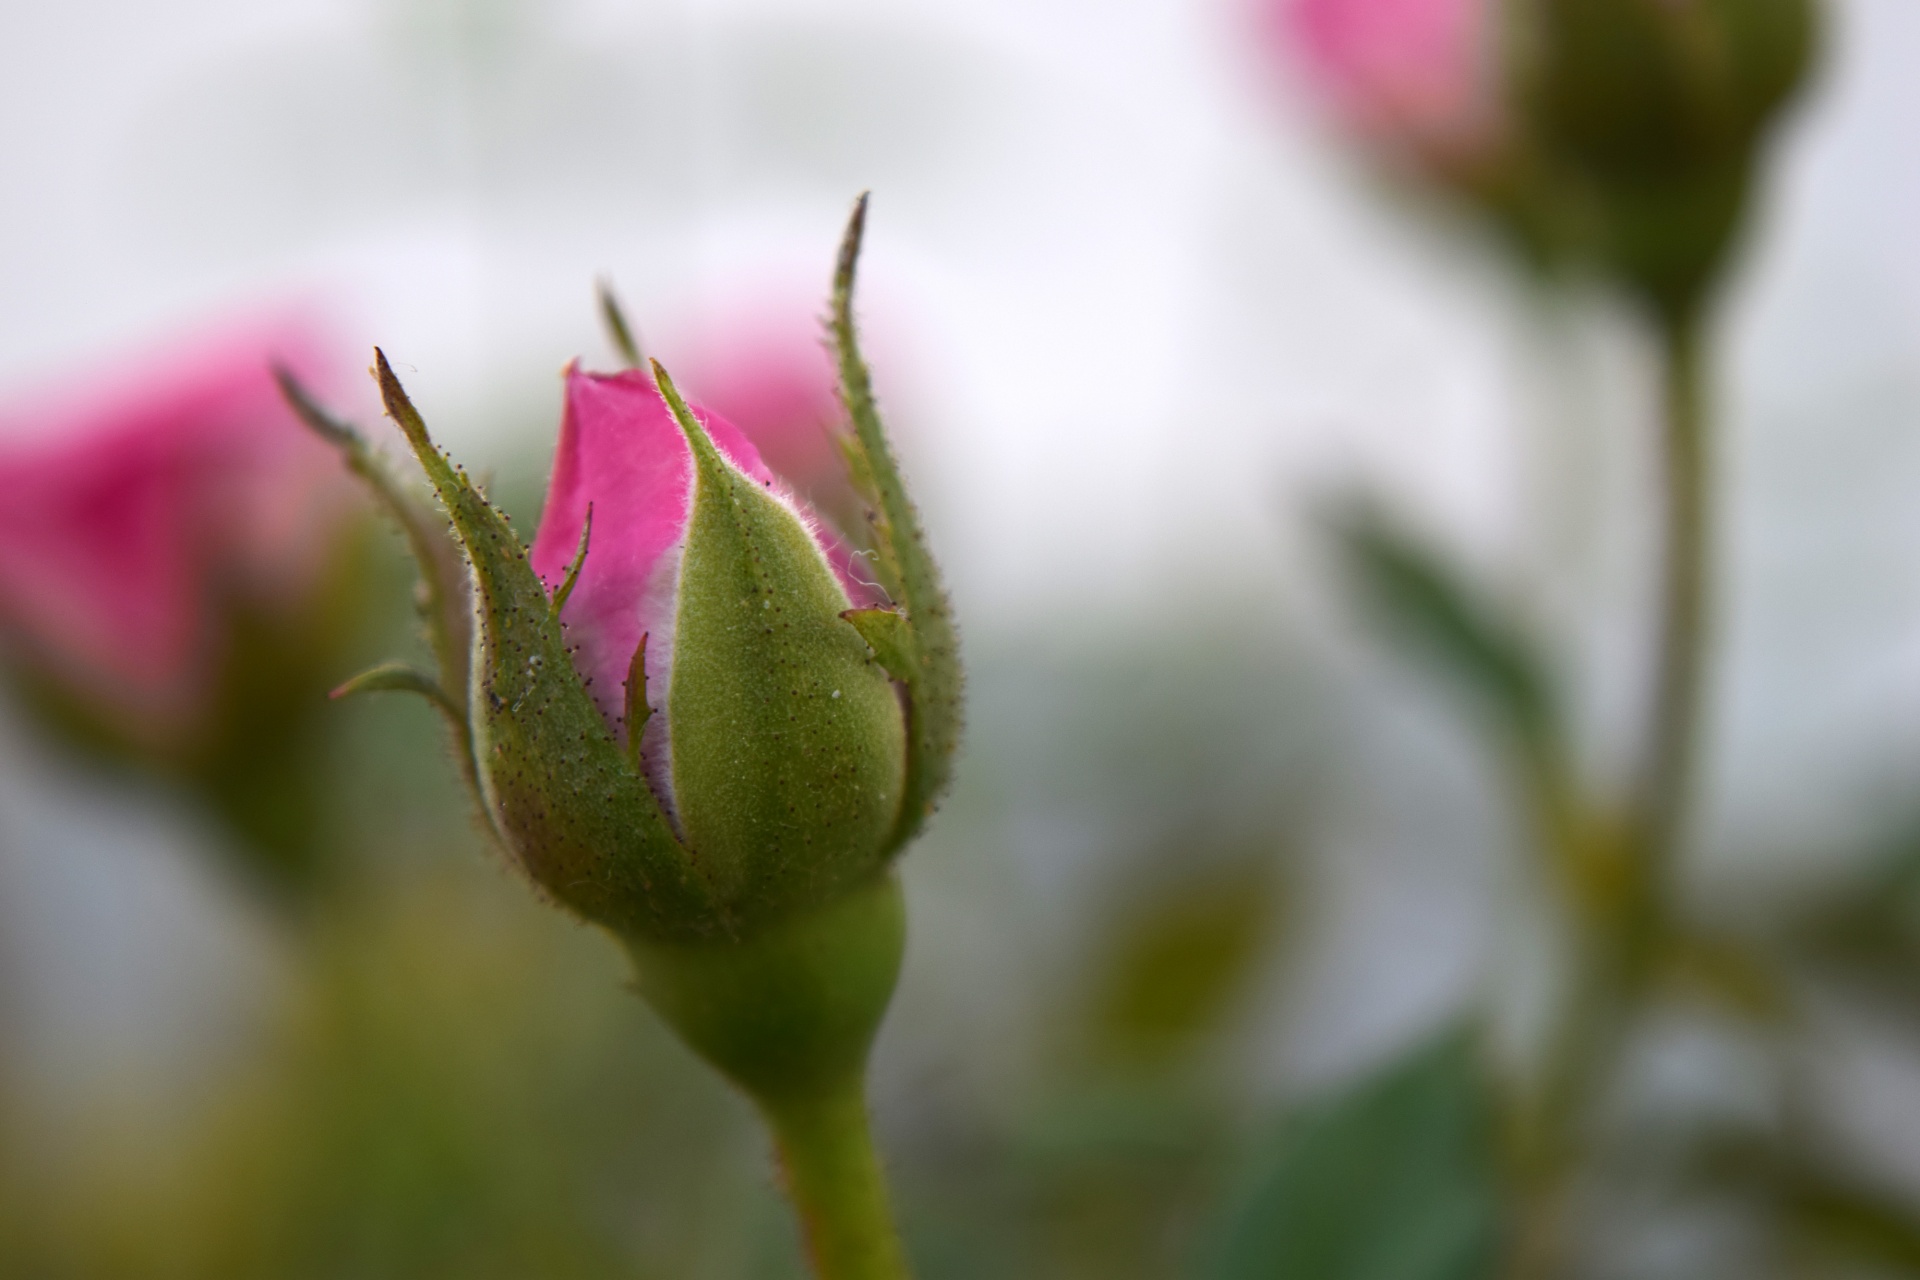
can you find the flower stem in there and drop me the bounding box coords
[1507,311,1714,1279]
[622,875,912,1279]
[762,1081,912,1280]
[1636,311,1710,886]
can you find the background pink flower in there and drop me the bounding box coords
[663,305,851,510]
[0,318,347,732]
[1276,0,1499,158]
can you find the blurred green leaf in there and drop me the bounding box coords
[1789,822,1920,966]
[1756,818,1920,1040]
[1086,855,1281,1070]
[994,1081,1225,1280]
[1694,1129,1920,1277]
[1331,505,1557,764]
[1786,1172,1920,1275]
[1201,1027,1504,1280]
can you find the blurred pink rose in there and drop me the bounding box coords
[1276,0,1499,158]
[664,306,851,508]
[0,319,348,733]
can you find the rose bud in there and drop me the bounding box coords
[295,207,959,947]
[288,199,960,1276]
[0,321,368,897]
[523,359,908,927]
[1512,0,1818,318]
[1271,0,1817,314]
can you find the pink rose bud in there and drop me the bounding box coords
[0,321,347,738]
[298,199,960,948]
[294,199,962,1226]
[527,364,888,784]
[1275,0,1500,161]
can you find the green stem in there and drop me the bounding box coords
[623,876,913,1280]
[1636,312,1710,885]
[763,1082,912,1280]
[1507,314,1714,1279]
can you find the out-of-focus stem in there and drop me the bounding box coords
[763,1082,912,1280]
[1637,313,1709,888]
[1508,313,1713,1280]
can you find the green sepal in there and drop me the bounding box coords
[370,351,725,942]
[277,368,485,822]
[596,278,645,370]
[329,660,462,721]
[549,502,593,621]
[840,608,917,684]
[652,363,907,925]
[623,633,652,774]
[829,195,964,855]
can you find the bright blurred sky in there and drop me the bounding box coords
[0,0,1911,583]
[5,0,1920,806]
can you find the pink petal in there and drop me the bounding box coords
[530,368,780,736]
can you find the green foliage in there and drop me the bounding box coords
[330,660,463,721]
[1332,505,1557,764]
[1685,1123,1920,1276]
[1782,1170,1920,1275]
[1787,824,1920,973]
[654,366,907,920]
[192,550,381,894]
[840,609,918,686]
[1202,1029,1503,1280]
[1085,856,1280,1071]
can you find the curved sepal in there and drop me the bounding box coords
[330,660,462,717]
[597,279,645,370]
[840,608,916,685]
[829,195,964,853]
[277,368,485,818]
[371,352,725,942]
[652,364,906,925]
